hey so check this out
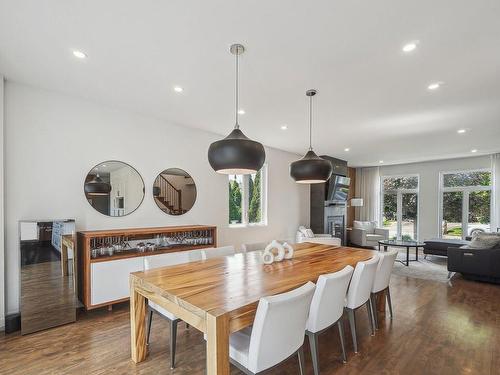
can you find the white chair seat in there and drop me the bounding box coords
[229,327,253,368]
[149,300,177,321]
[366,234,385,241]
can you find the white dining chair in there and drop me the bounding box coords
[241,242,268,253]
[370,250,398,329]
[144,252,190,369]
[201,245,236,260]
[344,254,379,353]
[229,282,315,375]
[306,266,354,374]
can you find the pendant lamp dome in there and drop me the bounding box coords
[208,44,266,174]
[290,89,333,183]
[84,173,112,195]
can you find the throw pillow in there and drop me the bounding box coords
[469,232,500,249]
[299,226,309,237]
[305,229,315,238]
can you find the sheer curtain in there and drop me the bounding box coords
[491,154,500,232]
[355,167,381,224]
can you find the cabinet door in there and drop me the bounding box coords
[91,257,144,306]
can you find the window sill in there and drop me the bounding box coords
[228,223,268,229]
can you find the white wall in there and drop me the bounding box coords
[0,76,5,329]
[4,82,310,314]
[379,156,492,240]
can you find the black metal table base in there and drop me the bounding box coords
[378,243,424,267]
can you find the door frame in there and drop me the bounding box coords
[380,174,420,240]
[438,169,492,240]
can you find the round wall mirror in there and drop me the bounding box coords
[153,168,197,215]
[84,161,145,217]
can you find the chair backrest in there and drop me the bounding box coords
[345,255,380,309]
[187,249,203,262]
[307,266,354,333]
[201,245,235,260]
[247,282,315,373]
[353,221,377,234]
[372,250,398,293]
[144,251,190,270]
[241,242,268,253]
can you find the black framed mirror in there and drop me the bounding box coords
[84,161,145,217]
[153,168,197,215]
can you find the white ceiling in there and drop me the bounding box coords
[1,0,499,167]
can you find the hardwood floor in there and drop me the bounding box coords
[1,273,499,375]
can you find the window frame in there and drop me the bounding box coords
[438,168,492,240]
[379,174,420,241]
[228,164,268,228]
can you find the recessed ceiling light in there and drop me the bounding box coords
[173,86,183,93]
[427,82,443,91]
[402,41,418,53]
[379,160,384,164]
[471,149,478,153]
[457,129,466,134]
[238,109,245,115]
[280,125,288,130]
[72,50,87,59]
[344,148,350,152]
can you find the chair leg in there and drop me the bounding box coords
[347,308,358,353]
[297,346,306,375]
[371,294,379,329]
[366,300,375,336]
[170,319,178,369]
[386,288,394,318]
[146,310,153,345]
[307,332,320,375]
[337,320,347,363]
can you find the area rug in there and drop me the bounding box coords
[390,249,450,283]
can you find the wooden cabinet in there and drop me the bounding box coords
[78,225,217,310]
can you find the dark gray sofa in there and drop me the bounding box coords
[423,238,469,257]
[448,245,500,284]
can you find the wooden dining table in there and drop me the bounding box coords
[129,242,377,374]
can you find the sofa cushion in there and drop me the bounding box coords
[424,239,469,251]
[353,221,376,234]
[469,233,500,249]
[365,234,385,242]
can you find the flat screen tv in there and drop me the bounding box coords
[326,175,350,202]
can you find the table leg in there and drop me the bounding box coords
[406,247,409,266]
[384,245,388,252]
[61,242,68,276]
[206,312,230,375]
[416,246,419,261]
[378,243,380,252]
[130,280,147,363]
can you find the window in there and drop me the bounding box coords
[439,170,491,239]
[228,166,267,226]
[381,175,419,240]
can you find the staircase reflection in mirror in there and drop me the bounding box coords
[153,168,197,215]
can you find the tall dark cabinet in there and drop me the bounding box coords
[310,156,349,245]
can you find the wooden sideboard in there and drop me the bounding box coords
[77,225,217,310]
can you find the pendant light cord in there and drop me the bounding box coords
[309,95,313,150]
[235,49,240,129]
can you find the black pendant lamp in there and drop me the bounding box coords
[290,89,333,183]
[84,173,111,195]
[208,44,265,174]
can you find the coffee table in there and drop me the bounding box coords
[378,239,425,266]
